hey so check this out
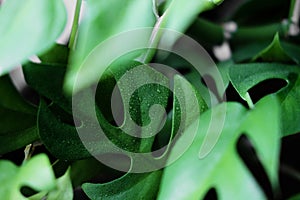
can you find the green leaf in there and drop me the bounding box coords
[38,44,69,65]
[82,171,162,200]
[230,23,283,62]
[65,0,155,92]
[158,95,281,199]
[0,127,38,155]
[0,76,38,154]
[277,75,300,135]
[0,0,67,75]
[0,76,36,114]
[252,33,292,63]
[37,99,90,160]
[0,154,56,200]
[229,63,300,100]
[281,41,300,64]
[35,62,170,160]
[229,63,300,135]
[187,18,224,49]
[159,0,224,47]
[23,62,71,112]
[70,157,121,188]
[47,168,73,200]
[251,33,300,64]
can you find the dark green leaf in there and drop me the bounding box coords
[277,75,300,135]
[83,171,162,200]
[281,41,300,64]
[39,44,69,65]
[187,18,224,49]
[252,33,292,63]
[23,62,71,113]
[36,62,170,160]
[0,76,38,154]
[231,24,283,62]
[37,99,90,160]
[229,63,300,135]
[251,33,300,64]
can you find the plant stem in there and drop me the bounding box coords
[245,92,254,109]
[152,0,160,19]
[69,0,82,49]
[289,0,298,23]
[288,0,300,36]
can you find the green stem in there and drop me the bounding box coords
[287,0,300,35]
[152,0,159,19]
[23,144,33,164]
[245,92,254,109]
[69,0,82,49]
[138,0,221,64]
[289,0,297,23]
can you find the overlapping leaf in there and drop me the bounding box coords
[0,76,38,154]
[158,95,281,199]
[65,0,156,92]
[229,63,300,135]
[252,33,300,64]
[0,154,72,200]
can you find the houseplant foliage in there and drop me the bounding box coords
[0,0,300,199]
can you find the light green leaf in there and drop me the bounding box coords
[0,154,56,200]
[158,95,281,200]
[47,168,73,200]
[82,171,162,200]
[159,0,223,47]
[65,0,155,92]
[0,0,67,75]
